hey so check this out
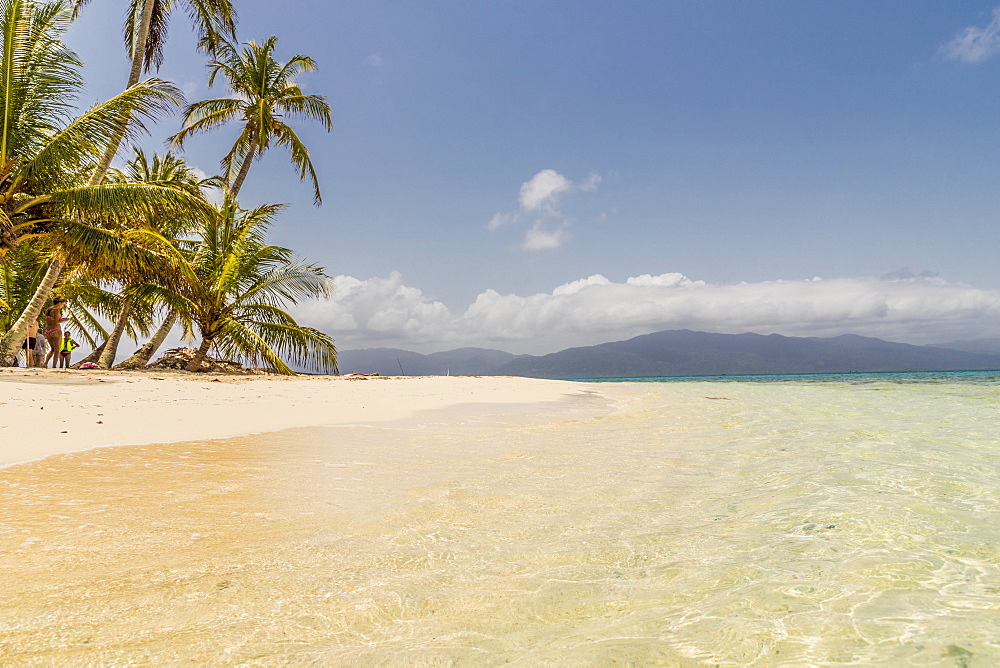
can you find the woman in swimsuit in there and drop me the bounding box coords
[44,298,68,368]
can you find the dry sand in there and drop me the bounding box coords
[0,368,594,467]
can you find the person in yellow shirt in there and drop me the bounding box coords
[58,330,79,369]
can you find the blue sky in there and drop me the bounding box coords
[66,2,1000,354]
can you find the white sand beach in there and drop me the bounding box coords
[0,369,593,467]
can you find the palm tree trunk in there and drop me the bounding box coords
[97,296,134,368]
[90,0,156,182]
[228,139,257,197]
[126,0,155,88]
[0,256,64,366]
[77,0,155,367]
[116,308,176,369]
[185,336,213,372]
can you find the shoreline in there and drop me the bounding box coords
[0,368,602,468]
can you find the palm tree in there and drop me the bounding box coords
[137,195,337,374]
[72,0,237,179]
[171,35,332,203]
[0,0,211,366]
[115,35,335,370]
[69,0,235,366]
[90,148,210,368]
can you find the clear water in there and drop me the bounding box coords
[2,373,999,665]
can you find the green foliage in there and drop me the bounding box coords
[172,35,332,203]
[0,0,338,373]
[145,196,338,374]
[72,0,237,73]
[194,197,336,373]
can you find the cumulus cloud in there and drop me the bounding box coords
[518,169,572,212]
[942,7,1000,63]
[523,221,571,251]
[488,169,600,250]
[292,271,1000,354]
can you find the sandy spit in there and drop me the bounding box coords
[0,369,594,467]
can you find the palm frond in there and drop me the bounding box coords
[176,33,331,203]
[272,121,321,204]
[16,77,181,188]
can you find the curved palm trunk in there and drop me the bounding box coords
[97,296,134,368]
[185,336,213,372]
[91,0,156,181]
[116,308,176,369]
[228,139,257,197]
[81,0,158,366]
[0,256,64,366]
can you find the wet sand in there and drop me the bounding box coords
[0,371,622,663]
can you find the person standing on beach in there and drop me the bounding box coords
[44,299,68,368]
[58,330,78,368]
[33,333,48,367]
[21,320,38,367]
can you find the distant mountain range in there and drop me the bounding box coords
[336,330,1000,379]
[928,337,1000,355]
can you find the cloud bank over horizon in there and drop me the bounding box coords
[292,272,1000,355]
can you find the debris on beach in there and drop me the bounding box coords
[148,348,267,375]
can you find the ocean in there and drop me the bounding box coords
[2,371,999,664]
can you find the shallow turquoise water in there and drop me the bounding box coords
[573,368,1000,385]
[2,374,999,664]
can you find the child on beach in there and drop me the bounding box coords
[33,334,48,367]
[58,330,78,368]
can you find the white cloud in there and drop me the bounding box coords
[293,272,453,346]
[942,7,1000,63]
[488,168,601,251]
[518,169,572,212]
[292,272,1000,355]
[487,211,518,230]
[523,221,570,250]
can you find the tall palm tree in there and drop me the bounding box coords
[70,0,235,366]
[72,0,237,179]
[116,35,335,369]
[171,35,332,203]
[137,195,337,374]
[0,0,210,366]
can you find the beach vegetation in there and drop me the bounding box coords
[0,0,211,366]
[0,0,338,373]
[83,148,216,368]
[171,35,332,203]
[132,194,337,374]
[70,0,235,365]
[123,34,335,369]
